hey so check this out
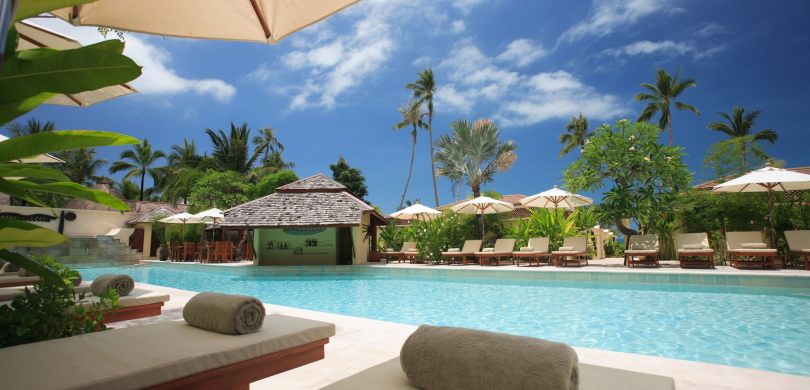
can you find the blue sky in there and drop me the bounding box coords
[12,0,810,213]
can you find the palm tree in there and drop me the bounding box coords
[55,148,107,186]
[708,107,778,173]
[251,125,283,165]
[392,100,428,210]
[205,122,262,176]
[168,138,201,168]
[402,198,421,209]
[406,68,440,207]
[636,67,700,146]
[434,118,519,240]
[117,180,141,200]
[5,118,56,137]
[558,113,592,158]
[110,139,167,201]
[250,146,296,178]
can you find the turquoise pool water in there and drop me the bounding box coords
[79,266,810,377]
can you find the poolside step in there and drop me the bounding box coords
[6,236,145,266]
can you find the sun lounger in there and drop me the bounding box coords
[0,272,41,287]
[676,233,715,269]
[475,239,516,266]
[385,242,418,263]
[0,287,169,324]
[513,237,551,267]
[551,236,589,267]
[624,235,660,268]
[784,230,810,270]
[321,356,675,390]
[442,240,483,265]
[0,281,92,301]
[725,231,776,269]
[0,314,335,390]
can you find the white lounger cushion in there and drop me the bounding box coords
[0,281,91,301]
[77,288,170,310]
[0,314,335,390]
[321,357,675,390]
[0,275,41,286]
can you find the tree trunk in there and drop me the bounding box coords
[614,217,640,236]
[741,142,747,174]
[428,105,440,207]
[456,181,462,202]
[140,169,146,201]
[473,187,484,241]
[398,127,417,210]
[667,109,673,147]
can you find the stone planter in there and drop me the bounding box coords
[157,244,169,261]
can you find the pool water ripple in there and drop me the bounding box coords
[78,266,810,377]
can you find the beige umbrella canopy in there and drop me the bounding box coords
[389,202,442,221]
[51,0,363,45]
[15,21,138,108]
[0,134,64,164]
[452,196,514,240]
[713,163,810,247]
[520,185,593,209]
[158,212,198,242]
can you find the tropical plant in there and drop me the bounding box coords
[187,170,250,212]
[252,146,295,178]
[405,68,440,207]
[54,148,107,186]
[5,118,55,137]
[168,138,201,169]
[603,238,625,258]
[558,113,592,158]
[109,139,166,201]
[434,118,519,240]
[330,156,369,202]
[564,120,692,240]
[205,122,262,176]
[404,213,469,263]
[116,179,141,200]
[636,67,700,146]
[500,208,580,251]
[248,170,299,199]
[0,254,120,347]
[403,198,422,209]
[392,100,428,210]
[706,107,778,174]
[251,125,283,165]
[378,220,405,251]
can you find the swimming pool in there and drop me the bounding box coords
[79,266,810,377]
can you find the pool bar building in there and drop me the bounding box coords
[220,174,389,266]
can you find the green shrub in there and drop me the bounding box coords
[378,220,405,251]
[405,213,472,263]
[0,255,120,348]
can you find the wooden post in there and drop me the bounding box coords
[370,224,377,252]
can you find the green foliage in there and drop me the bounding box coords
[603,238,625,258]
[500,208,581,251]
[378,220,405,250]
[558,113,591,158]
[635,67,700,146]
[117,179,141,200]
[330,157,369,202]
[702,136,784,181]
[53,148,108,186]
[5,118,55,137]
[110,139,166,201]
[205,122,263,176]
[248,170,298,199]
[188,170,250,213]
[0,255,120,348]
[564,120,693,239]
[14,0,97,22]
[404,213,470,263]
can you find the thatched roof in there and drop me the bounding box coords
[61,179,188,214]
[221,173,386,229]
[126,207,177,224]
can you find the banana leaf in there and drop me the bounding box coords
[0,130,138,163]
[0,250,66,287]
[10,180,130,211]
[0,164,70,181]
[14,0,98,22]
[0,218,67,250]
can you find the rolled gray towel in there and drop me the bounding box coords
[72,272,83,287]
[17,268,36,277]
[183,292,265,335]
[3,262,20,273]
[401,325,579,390]
[90,274,134,296]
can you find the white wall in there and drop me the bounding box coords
[0,205,139,238]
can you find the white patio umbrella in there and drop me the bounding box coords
[15,20,137,107]
[520,186,593,248]
[451,196,514,239]
[389,202,442,221]
[158,212,197,242]
[713,163,810,247]
[0,134,64,164]
[192,208,226,249]
[51,0,362,45]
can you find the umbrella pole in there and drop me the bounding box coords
[768,186,776,249]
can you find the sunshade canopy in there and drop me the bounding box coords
[389,203,442,220]
[15,21,138,107]
[52,0,362,45]
[0,134,64,163]
[192,208,225,223]
[451,196,515,215]
[520,186,593,209]
[158,212,197,224]
[712,163,810,193]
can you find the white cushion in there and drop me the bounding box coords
[682,244,705,250]
[558,246,574,251]
[519,247,534,252]
[740,243,767,249]
[446,248,460,252]
[482,248,494,252]
[0,281,91,302]
[0,315,335,390]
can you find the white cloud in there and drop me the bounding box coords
[558,0,672,44]
[241,63,272,83]
[412,56,433,66]
[603,40,694,56]
[693,22,727,38]
[436,41,629,126]
[495,39,547,67]
[27,19,236,102]
[453,0,486,14]
[451,20,466,34]
[694,44,728,60]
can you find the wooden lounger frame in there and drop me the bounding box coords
[625,253,659,268]
[145,338,329,390]
[727,251,775,269]
[786,251,810,270]
[678,250,715,269]
[476,253,514,266]
[384,252,417,263]
[552,253,588,267]
[514,252,550,267]
[0,279,38,288]
[442,252,478,265]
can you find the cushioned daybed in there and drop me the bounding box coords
[513,237,551,267]
[441,240,483,265]
[321,356,675,390]
[0,273,41,287]
[475,239,516,266]
[0,314,335,390]
[551,237,589,267]
[0,281,92,301]
[725,231,776,269]
[785,230,810,270]
[676,233,715,269]
[385,242,418,263]
[624,235,660,268]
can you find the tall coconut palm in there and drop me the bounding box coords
[558,113,592,158]
[434,118,519,240]
[117,180,142,200]
[168,138,201,168]
[406,68,440,207]
[205,122,262,176]
[55,148,107,186]
[251,125,283,165]
[110,139,167,201]
[5,118,55,137]
[392,100,428,210]
[708,107,778,174]
[636,67,700,146]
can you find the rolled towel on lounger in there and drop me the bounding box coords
[183,292,265,335]
[72,272,83,287]
[520,247,534,252]
[558,246,574,251]
[683,244,705,250]
[17,268,36,277]
[482,248,494,252]
[446,248,460,252]
[401,325,579,390]
[740,243,767,249]
[91,274,134,297]
[3,262,20,273]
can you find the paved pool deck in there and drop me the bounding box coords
[112,279,810,390]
